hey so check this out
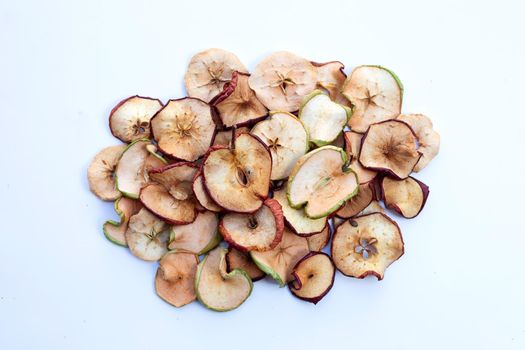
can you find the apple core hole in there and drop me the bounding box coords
[236,167,248,187]
[248,216,258,229]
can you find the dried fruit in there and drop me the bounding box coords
[335,182,374,218]
[311,61,347,102]
[109,96,163,142]
[381,176,429,218]
[168,211,220,254]
[155,251,199,307]
[88,145,126,201]
[103,197,143,246]
[397,114,440,172]
[306,225,331,252]
[289,252,335,304]
[125,208,169,261]
[192,170,222,212]
[344,131,377,184]
[226,247,265,282]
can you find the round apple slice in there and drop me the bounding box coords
[103,197,143,246]
[359,120,421,179]
[336,183,374,218]
[287,146,359,219]
[168,211,221,254]
[342,65,403,133]
[109,95,163,142]
[299,90,350,147]
[312,61,346,102]
[151,98,216,161]
[250,227,309,286]
[381,176,429,219]
[306,225,331,252]
[184,48,248,103]
[251,111,309,180]
[344,131,377,184]
[397,114,440,172]
[212,71,268,127]
[88,144,126,201]
[273,188,326,236]
[248,51,317,112]
[125,208,169,261]
[195,247,253,312]
[219,198,284,252]
[331,213,404,280]
[192,170,222,212]
[226,247,265,282]
[203,133,271,213]
[289,252,335,304]
[155,251,199,307]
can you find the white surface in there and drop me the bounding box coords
[1,0,524,349]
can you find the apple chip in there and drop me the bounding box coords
[88,145,126,201]
[103,197,143,246]
[357,200,385,217]
[336,183,374,218]
[155,251,199,307]
[381,176,429,218]
[168,211,220,254]
[109,96,163,142]
[125,208,169,261]
[312,61,346,102]
[212,127,250,147]
[306,225,331,252]
[344,131,377,184]
[397,114,440,172]
[192,170,222,212]
[289,252,335,304]
[226,247,265,282]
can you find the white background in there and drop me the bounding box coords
[1,0,524,349]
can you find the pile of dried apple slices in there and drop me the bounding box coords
[87,49,440,311]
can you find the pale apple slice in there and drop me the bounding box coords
[344,131,377,184]
[203,133,271,213]
[125,208,169,261]
[287,146,359,219]
[88,145,126,201]
[155,251,199,307]
[359,120,421,179]
[184,48,248,103]
[103,197,143,246]
[381,176,429,218]
[219,198,284,252]
[357,200,385,217]
[342,65,403,133]
[226,247,265,282]
[299,90,350,146]
[289,252,335,304]
[109,96,163,142]
[195,247,253,312]
[306,225,331,252]
[248,51,317,111]
[331,213,404,280]
[250,227,309,286]
[397,114,440,172]
[168,211,221,254]
[311,61,346,102]
[151,98,216,161]
[192,170,222,212]
[335,182,374,218]
[212,127,249,147]
[251,111,309,180]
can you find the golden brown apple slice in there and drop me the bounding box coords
[226,247,265,282]
[168,211,220,254]
[109,96,163,142]
[381,176,429,218]
[344,131,377,184]
[88,144,126,201]
[125,208,169,261]
[103,197,143,246]
[397,114,440,172]
[289,252,335,304]
[306,225,331,252]
[155,251,199,307]
[335,182,374,218]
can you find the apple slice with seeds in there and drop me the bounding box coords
[397,114,440,172]
[226,247,265,282]
[168,211,220,254]
[342,65,403,133]
[311,61,346,102]
[151,98,216,161]
[359,120,421,179]
[88,145,126,201]
[195,247,253,312]
[344,131,377,184]
[287,146,359,219]
[381,176,429,218]
[155,251,199,307]
[212,127,249,147]
[289,252,335,304]
[251,111,309,180]
[125,208,169,261]
[203,133,271,213]
[331,213,404,280]
[103,197,143,246]
[192,170,222,212]
[219,198,284,252]
[335,182,374,218]
[306,225,331,252]
[250,227,309,286]
[109,96,163,142]
[273,188,326,236]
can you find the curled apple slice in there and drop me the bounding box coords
[336,182,374,218]
[331,213,404,280]
[289,252,335,304]
[109,96,163,142]
[125,208,169,261]
[195,247,253,312]
[381,176,429,218]
[151,98,216,161]
[103,197,143,246]
[219,198,284,252]
[397,114,440,172]
[168,211,220,254]
[251,111,309,180]
[192,170,222,212]
[344,131,377,184]
[342,65,403,133]
[359,120,421,179]
[306,225,331,252]
[288,146,358,219]
[226,247,265,282]
[312,61,346,102]
[155,251,199,307]
[88,145,126,201]
[248,51,317,111]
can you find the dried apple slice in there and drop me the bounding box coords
[203,133,271,213]
[344,131,377,184]
[289,252,335,304]
[357,200,385,217]
[248,51,317,112]
[195,247,253,312]
[342,66,403,133]
[168,211,220,254]
[331,213,404,280]
[184,48,248,103]
[226,247,265,282]
[273,188,326,236]
[212,71,268,127]
[125,208,169,261]
[287,146,359,219]
[251,111,309,180]
[306,225,331,252]
[397,114,440,172]
[250,227,309,286]
[192,170,222,212]
[312,61,346,102]
[381,176,429,218]
[103,197,143,246]
[109,96,163,142]
[155,251,199,307]
[151,98,216,161]
[212,127,249,147]
[219,198,284,252]
[336,183,374,218]
[359,120,421,179]
[299,90,350,146]
[88,145,126,201]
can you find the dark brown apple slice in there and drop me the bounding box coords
[125,208,169,261]
[155,251,199,307]
[344,131,377,184]
[168,211,220,254]
[192,170,222,212]
[103,197,143,246]
[289,252,335,304]
[381,176,429,218]
[335,182,374,218]
[397,114,440,172]
[109,96,163,142]
[226,247,265,282]
[311,61,346,102]
[306,225,331,252]
[88,144,126,201]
